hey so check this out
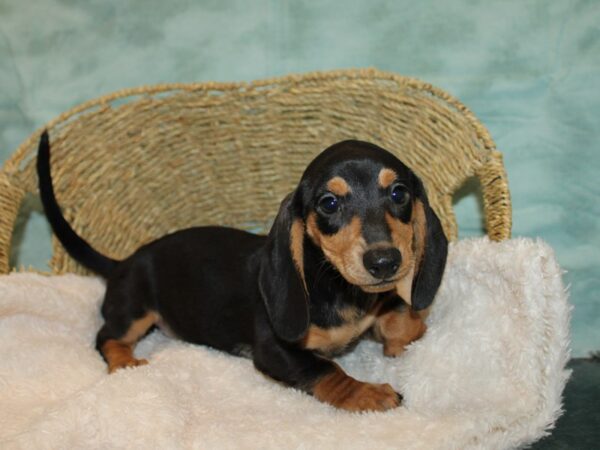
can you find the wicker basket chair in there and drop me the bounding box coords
[0,68,511,275]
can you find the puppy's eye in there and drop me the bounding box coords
[318,194,340,214]
[390,183,410,206]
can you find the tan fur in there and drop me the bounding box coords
[307,213,374,288]
[312,364,400,411]
[385,212,415,277]
[378,168,398,189]
[121,311,159,344]
[389,199,428,304]
[101,340,149,374]
[326,176,351,196]
[396,265,415,305]
[289,219,307,292]
[305,195,428,297]
[101,311,159,373]
[373,307,427,357]
[302,306,381,354]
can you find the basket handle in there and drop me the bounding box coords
[476,150,512,241]
[0,171,27,274]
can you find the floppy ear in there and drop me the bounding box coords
[258,192,310,342]
[410,181,448,311]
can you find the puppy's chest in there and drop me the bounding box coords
[301,302,381,356]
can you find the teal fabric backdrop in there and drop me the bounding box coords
[1,0,598,356]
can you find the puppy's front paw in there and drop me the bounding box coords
[381,321,427,357]
[383,340,407,357]
[313,368,401,412]
[344,382,402,412]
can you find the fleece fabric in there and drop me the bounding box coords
[0,237,570,449]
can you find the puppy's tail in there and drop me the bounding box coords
[37,130,118,277]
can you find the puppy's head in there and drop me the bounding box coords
[259,140,448,342]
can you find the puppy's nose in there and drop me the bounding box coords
[363,248,401,280]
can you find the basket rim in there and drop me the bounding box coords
[0,68,511,274]
[3,68,497,175]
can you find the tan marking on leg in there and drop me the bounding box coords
[374,307,427,357]
[312,364,400,412]
[121,311,159,344]
[102,340,149,373]
[102,311,159,373]
[378,168,398,189]
[326,176,351,196]
[289,219,307,292]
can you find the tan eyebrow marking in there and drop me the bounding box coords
[326,176,351,196]
[378,168,398,189]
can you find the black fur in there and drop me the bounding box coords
[37,133,448,410]
[258,193,309,343]
[37,131,118,276]
[411,178,448,311]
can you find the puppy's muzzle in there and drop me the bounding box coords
[362,247,401,280]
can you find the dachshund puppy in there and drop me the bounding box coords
[37,133,447,412]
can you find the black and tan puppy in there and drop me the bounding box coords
[37,132,447,412]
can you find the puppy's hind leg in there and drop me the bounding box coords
[96,310,159,374]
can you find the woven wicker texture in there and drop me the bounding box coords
[0,69,511,275]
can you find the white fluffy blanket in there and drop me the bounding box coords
[0,238,570,449]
